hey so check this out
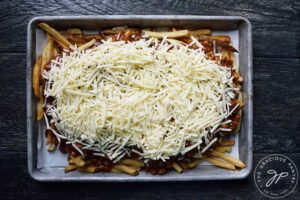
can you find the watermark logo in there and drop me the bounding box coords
[254,154,298,199]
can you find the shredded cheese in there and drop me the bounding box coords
[43,37,238,162]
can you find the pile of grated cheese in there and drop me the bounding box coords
[43,37,238,162]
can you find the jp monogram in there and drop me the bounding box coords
[254,154,298,199]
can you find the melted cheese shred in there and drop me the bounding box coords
[43,37,237,162]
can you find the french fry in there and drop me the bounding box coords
[63,33,86,45]
[39,23,72,47]
[32,56,42,97]
[220,140,235,146]
[187,159,202,169]
[113,164,138,176]
[111,168,121,173]
[41,35,54,73]
[53,38,69,50]
[36,90,44,120]
[189,29,211,36]
[214,146,232,153]
[47,143,57,152]
[83,34,104,41]
[71,155,85,167]
[67,28,82,35]
[210,151,246,168]
[172,162,183,173]
[65,164,77,172]
[53,47,59,57]
[212,35,231,42]
[78,39,96,51]
[102,27,129,34]
[204,157,235,170]
[119,159,144,167]
[77,165,97,173]
[142,30,189,39]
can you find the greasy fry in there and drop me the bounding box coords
[67,28,82,35]
[142,30,189,39]
[211,151,246,168]
[102,27,128,34]
[47,143,57,152]
[189,29,211,36]
[53,47,59,57]
[83,34,104,41]
[172,162,183,173]
[119,159,144,167]
[78,39,96,51]
[221,140,235,146]
[53,38,69,50]
[71,155,85,167]
[77,165,97,173]
[111,168,121,173]
[39,23,72,47]
[113,164,138,176]
[214,146,232,153]
[63,33,86,45]
[32,56,42,97]
[65,164,77,172]
[212,35,231,42]
[204,157,235,170]
[187,159,202,169]
[36,89,44,120]
[41,35,54,73]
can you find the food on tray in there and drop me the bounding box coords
[33,23,244,175]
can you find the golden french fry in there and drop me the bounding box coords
[221,140,235,146]
[53,38,69,50]
[214,146,232,153]
[211,151,246,168]
[172,162,183,173]
[65,164,77,172]
[39,23,73,47]
[77,165,97,173]
[36,93,44,120]
[119,159,144,167]
[71,155,85,167]
[47,143,57,152]
[142,30,189,39]
[69,159,75,165]
[32,56,42,97]
[78,39,96,51]
[212,35,231,42]
[41,36,54,73]
[67,28,82,35]
[113,164,138,176]
[102,27,128,34]
[111,168,121,173]
[53,47,59,57]
[83,34,104,41]
[189,29,211,36]
[187,159,202,169]
[204,157,236,170]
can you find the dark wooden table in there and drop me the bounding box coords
[0,0,299,199]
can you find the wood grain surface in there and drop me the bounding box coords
[0,0,299,199]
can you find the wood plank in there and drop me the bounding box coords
[0,152,299,199]
[0,54,299,153]
[253,58,300,153]
[0,0,299,57]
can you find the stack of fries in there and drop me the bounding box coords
[33,23,245,176]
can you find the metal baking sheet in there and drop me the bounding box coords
[27,15,253,181]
